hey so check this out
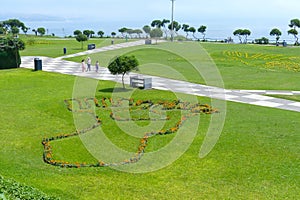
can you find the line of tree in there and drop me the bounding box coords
[118,27,143,38]
[232,19,299,45]
[1,18,299,46]
[0,19,50,37]
[0,19,29,36]
[147,19,207,41]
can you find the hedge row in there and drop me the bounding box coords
[0,36,24,70]
[0,175,59,200]
[0,49,21,69]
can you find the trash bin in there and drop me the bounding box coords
[34,58,42,71]
[111,40,114,45]
[145,39,152,45]
[88,44,96,50]
[63,47,67,54]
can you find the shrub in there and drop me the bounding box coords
[0,37,25,69]
[254,37,269,45]
[0,49,20,69]
[0,175,59,199]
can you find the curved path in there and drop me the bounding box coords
[20,40,300,113]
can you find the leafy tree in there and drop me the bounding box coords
[126,29,134,38]
[270,28,282,44]
[73,30,82,36]
[11,26,19,36]
[289,18,300,28]
[97,30,105,38]
[288,18,300,45]
[242,29,251,43]
[151,20,163,28]
[118,27,128,38]
[32,29,38,36]
[150,28,163,44]
[21,26,29,35]
[168,21,181,36]
[134,29,143,38]
[233,29,251,43]
[233,29,243,43]
[75,33,88,49]
[90,30,95,38]
[37,27,46,36]
[83,30,91,38]
[143,25,151,37]
[182,24,190,39]
[288,29,298,45]
[161,19,170,39]
[2,19,26,36]
[188,27,197,39]
[108,55,139,89]
[111,32,116,38]
[198,25,207,40]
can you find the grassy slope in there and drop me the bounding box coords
[0,69,299,199]
[20,35,132,58]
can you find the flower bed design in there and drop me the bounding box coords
[42,97,218,168]
[223,50,300,72]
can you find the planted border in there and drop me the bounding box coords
[223,50,300,72]
[42,97,218,168]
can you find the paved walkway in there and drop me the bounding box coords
[20,40,300,113]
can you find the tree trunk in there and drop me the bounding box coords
[122,73,125,89]
[239,36,242,43]
[295,35,299,45]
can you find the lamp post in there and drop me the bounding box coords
[171,0,175,42]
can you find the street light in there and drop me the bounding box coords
[171,0,175,42]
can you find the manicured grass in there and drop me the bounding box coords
[201,43,300,90]
[66,42,300,91]
[0,69,299,199]
[19,35,133,58]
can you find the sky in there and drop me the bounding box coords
[1,0,299,41]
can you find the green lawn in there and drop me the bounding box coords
[66,42,300,91]
[0,69,299,199]
[20,35,133,58]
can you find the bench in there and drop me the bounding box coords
[130,76,152,89]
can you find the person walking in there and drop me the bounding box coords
[95,60,99,72]
[81,59,86,72]
[86,57,91,71]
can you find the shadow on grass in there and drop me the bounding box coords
[99,87,133,93]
